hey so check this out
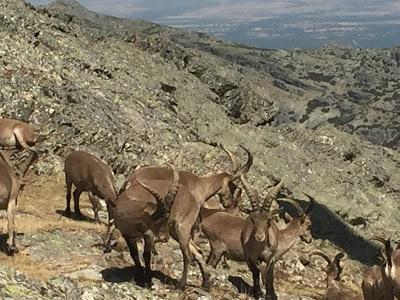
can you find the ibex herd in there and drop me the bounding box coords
[0,117,399,299]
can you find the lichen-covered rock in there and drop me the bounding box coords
[0,0,398,298]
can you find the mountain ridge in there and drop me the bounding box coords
[0,0,399,298]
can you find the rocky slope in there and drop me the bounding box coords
[0,0,399,298]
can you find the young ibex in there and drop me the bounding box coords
[0,118,37,165]
[362,236,400,300]
[114,146,253,290]
[0,151,38,255]
[64,151,117,226]
[310,252,363,300]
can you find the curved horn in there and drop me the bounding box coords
[332,252,345,279]
[220,144,240,173]
[136,180,163,204]
[136,165,179,215]
[231,145,253,181]
[262,180,283,212]
[240,174,260,211]
[164,164,180,211]
[371,235,393,267]
[309,251,332,265]
[302,192,315,214]
[136,180,167,221]
[277,197,304,216]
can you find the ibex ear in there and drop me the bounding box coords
[281,212,293,223]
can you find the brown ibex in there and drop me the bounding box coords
[115,166,185,287]
[114,146,253,290]
[309,252,363,300]
[124,145,252,209]
[0,118,37,165]
[239,176,314,300]
[0,151,38,255]
[64,151,117,228]
[363,236,400,300]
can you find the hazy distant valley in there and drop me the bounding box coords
[161,14,400,49]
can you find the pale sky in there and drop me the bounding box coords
[28,0,400,21]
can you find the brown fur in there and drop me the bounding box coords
[363,236,400,300]
[310,252,363,300]
[64,150,117,252]
[0,118,37,166]
[114,146,253,290]
[115,176,209,289]
[0,152,38,255]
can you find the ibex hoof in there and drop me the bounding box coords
[64,209,72,217]
[5,245,18,256]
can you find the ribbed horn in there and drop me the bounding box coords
[164,164,180,212]
[136,179,163,204]
[231,145,253,181]
[240,174,260,211]
[302,192,315,214]
[371,235,393,267]
[310,251,332,265]
[220,144,240,173]
[262,180,283,212]
[332,252,345,279]
[276,198,304,216]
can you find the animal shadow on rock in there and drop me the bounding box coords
[277,199,381,265]
[56,209,98,223]
[101,266,178,288]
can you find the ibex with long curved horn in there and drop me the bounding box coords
[309,252,363,300]
[0,151,38,255]
[114,146,253,290]
[240,176,314,300]
[124,145,252,209]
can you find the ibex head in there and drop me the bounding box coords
[372,235,400,287]
[278,193,315,243]
[310,252,346,284]
[241,175,283,242]
[217,144,252,208]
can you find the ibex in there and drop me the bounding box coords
[0,118,37,165]
[363,236,400,300]
[239,176,314,300]
[114,146,253,290]
[0,151,38,255]
[115,166,184,286]
[201,145,243,212]
[64,151,117,226]
[309,252,363,300]
[124,145,252,209]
